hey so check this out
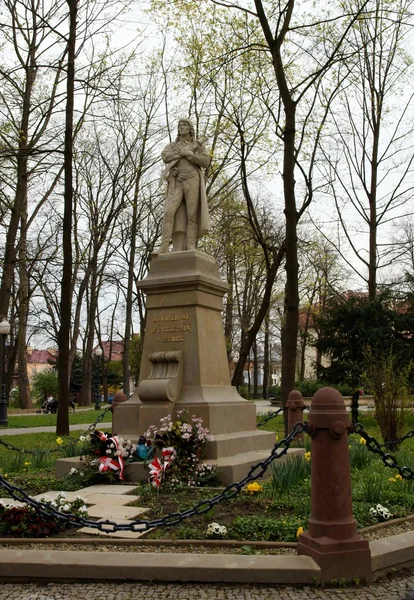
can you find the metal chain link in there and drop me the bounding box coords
[0,421,308,532]
[380,429,414,449]
[256,405,310,427]
[0,407,112,456]
[354,423,414,480]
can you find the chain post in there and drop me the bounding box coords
[297,387,371,583]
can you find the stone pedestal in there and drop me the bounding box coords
[113,250,274,484]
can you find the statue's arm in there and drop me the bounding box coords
[162,144,180,164]
[189,145,211,169]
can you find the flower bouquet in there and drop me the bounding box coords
[89,430,136,481]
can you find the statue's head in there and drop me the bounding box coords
[176,118,195,142]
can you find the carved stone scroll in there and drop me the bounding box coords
[137,351,183,403]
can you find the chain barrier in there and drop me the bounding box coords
[256,407,283,426]
[0,421,308,533]
[0,407,112,456]
[256,405,310,427]
[354,423,414,480]
[380,429,414,449]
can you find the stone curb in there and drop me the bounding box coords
[0,537,297,548]
[1,531,414,584]
[0,549,320,584]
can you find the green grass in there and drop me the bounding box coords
[3,408,112,429]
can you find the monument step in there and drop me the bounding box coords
[205,429,276,460]
[211,447,305,486]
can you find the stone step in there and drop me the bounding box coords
[211,447,305,486]
[76,484,138,496]
[82,493,139,506]
[85,504,149,520]
[204,429,275,460]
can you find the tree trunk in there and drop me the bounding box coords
[17,205,32,408]
[57,0,77,435]
[263,313,269,399]
[253,340,258,399]
[79,269,99,406]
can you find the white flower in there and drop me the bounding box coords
[62,503,71,512]
[106,449,112,455]
[75,495,85,502]
[40,495,53,503]
[206,522,227,537]
[69,468,78,475]
[79,505,88,513]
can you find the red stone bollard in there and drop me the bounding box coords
[297,387,372,582]
[286,390,304,444]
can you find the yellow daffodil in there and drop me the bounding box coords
[304,451,311,461]
[388,477,396,483]
[3,474,8,478]
[24,462,31,467]
[395,474,403,481]
[296,526,304,538]
[275,435,279,441]
[359,437,366,445]
[56,437,63,445]
[245,482,263,494]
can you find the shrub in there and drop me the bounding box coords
[362,348,412,449]
[0,493,87,538]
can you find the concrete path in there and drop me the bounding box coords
[0,423,99,436]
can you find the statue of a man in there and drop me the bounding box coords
[156,118,211,253]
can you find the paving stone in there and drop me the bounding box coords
[76,485,138,496]
[83,494,138,506]
[78,517,149,539]
[85,504,149,519]
[0,499,25,507]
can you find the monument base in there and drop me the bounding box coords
[113,250,276,486]
[297,531,372,582]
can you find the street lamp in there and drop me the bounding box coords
[0,319,10,427]
[94,346,103,410]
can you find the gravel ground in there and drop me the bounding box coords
[0,572,414,600]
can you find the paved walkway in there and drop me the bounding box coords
[0,423,98,436]
[0,573,413,600]
[1,403,272,436]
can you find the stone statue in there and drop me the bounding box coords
[156,118,211,253]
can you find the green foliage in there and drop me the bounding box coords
[362,349,412,448]
[359,471,385,504]
[270,455,311,495]
[69,354,83,395]
[106,360,123,389]
[31,370,58,403]
[315,294,414,387]
[230,514,304,542]
[349,442,374,470]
